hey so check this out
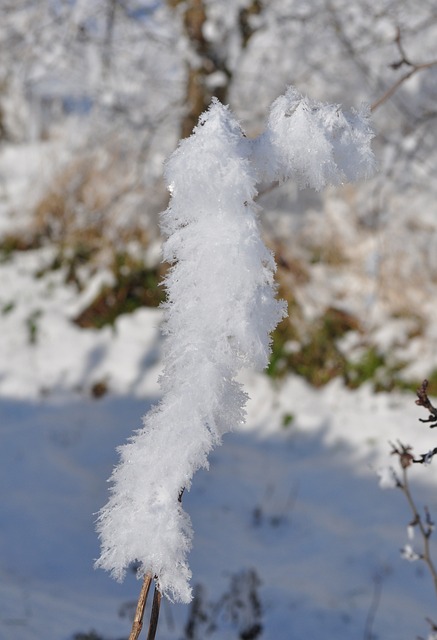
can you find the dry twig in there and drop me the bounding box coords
[399,464,437,599]
[371,28,437,112]
[128,573,153,640]
[390,438,437,600]
[147,586,162,640]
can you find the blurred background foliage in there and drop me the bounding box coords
[0,0,436,391]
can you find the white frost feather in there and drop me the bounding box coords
[95,88,374,602]
[95,99,286,602]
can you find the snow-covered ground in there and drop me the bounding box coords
[0,2,436,637]
[1,242,437,640]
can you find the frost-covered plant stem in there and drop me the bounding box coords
[96,86,375,607]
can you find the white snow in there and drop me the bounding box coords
[2,308,437,639]
[95,98,286,602]
[2,93,437,639]
[95,89,375,602]
[0,2,436,637]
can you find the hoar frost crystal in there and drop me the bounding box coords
[95,87,375,603]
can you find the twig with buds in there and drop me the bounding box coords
[371,28,437,112]
[406,380,437,465]
[390,442,437,599]
[416,380,437,427]
[388,381,437,604]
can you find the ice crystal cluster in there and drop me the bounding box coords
[96,87,375,602]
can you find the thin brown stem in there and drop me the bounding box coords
[128,572,153,640]
[371,25,437,112]
[371,60,437,112]
[401,468,437,600]
[147,585,162,640]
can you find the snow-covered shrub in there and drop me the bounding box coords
[95,87,374,603]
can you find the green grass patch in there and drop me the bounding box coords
[268,306,360,387]
[74,254,167,329]
[281,413,295,428]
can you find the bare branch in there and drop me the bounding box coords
[371,29,437,112]
[399,466,437,599]
[371,61,437,112]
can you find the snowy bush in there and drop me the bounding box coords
[95,87,375,603]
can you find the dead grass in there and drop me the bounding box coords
[32,150,152,259]
[73,254,168,328]
[0,144,168,292]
